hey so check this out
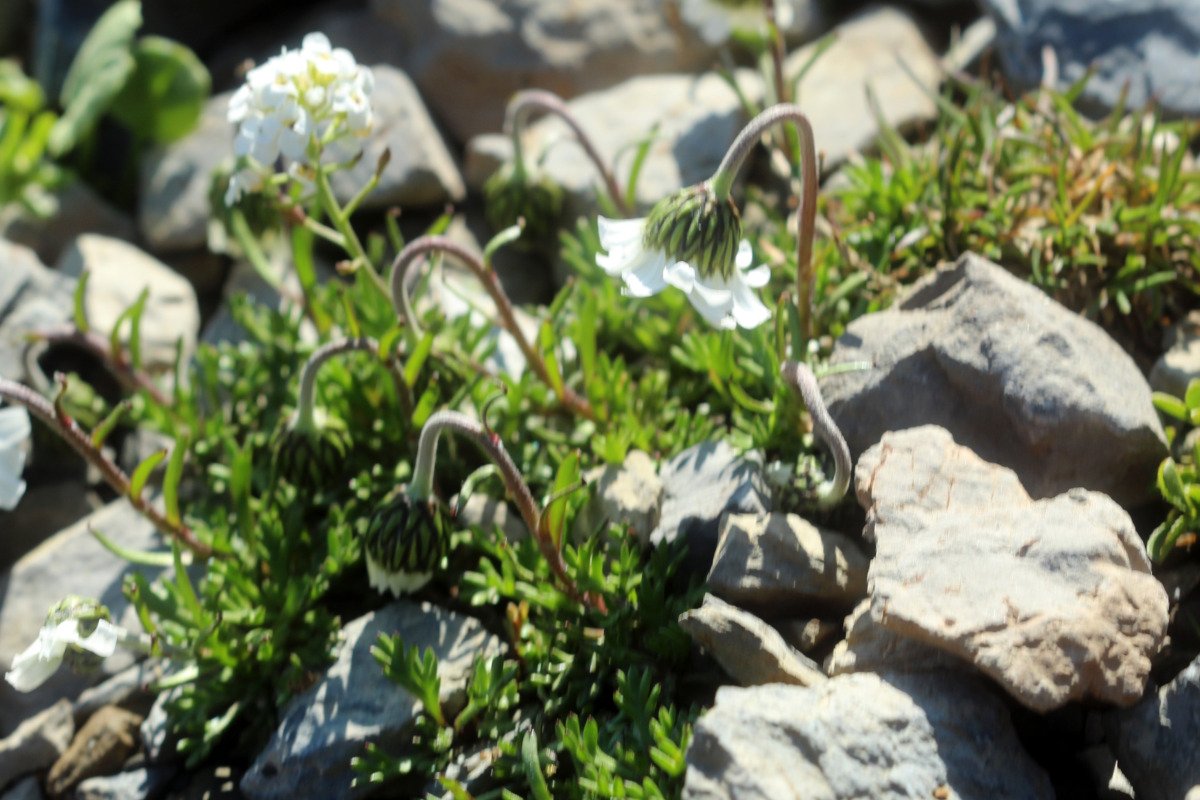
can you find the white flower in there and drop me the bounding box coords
[225,32,374,205]
[0,405,30,511]
[4,618,123,692]
[597,216,771,329]
[365,554,432,597]
[680,0,798,45]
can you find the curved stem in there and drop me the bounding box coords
[295,337,378,431]
[390,236,595,420]
[710,104,820,343]
[763,0,789,106]
[0,376,215,559]
[780,360,850,509]
[410,410,603,610]
[505,89,631,217]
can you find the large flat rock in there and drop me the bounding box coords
[856,426,1168,712]
[822,252,1166,507]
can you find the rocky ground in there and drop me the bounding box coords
[2,0,1200,798]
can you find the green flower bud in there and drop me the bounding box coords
[642,184,742,280]
[47,596,112,675]
[271,410,351,491]
[363,488,448,596]
[483,162,564,243]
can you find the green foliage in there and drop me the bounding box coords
[824,78,1200,348]
[1150,379,1200,562]
[0,59,64,213]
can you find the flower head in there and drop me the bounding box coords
[0,404,30,511]
[5,597,123,692]
[483,162,564,244]
[363,489,447,597]
[596,184,771,329]
[271,408,351,491]
[225,32,374,205]
[681,0,798,45]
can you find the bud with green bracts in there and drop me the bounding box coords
[47,596,112,675]
[643,184,743,280]
[363,487,448,596]
[271,409,351,491]
[483,162,564,243]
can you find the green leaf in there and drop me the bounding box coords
[1153,392,1189,422]
[90,398,130,449]
[109,35,210,143]
[544,451,580,549]
[521,730,553,800]
[49,0,141,156]
[163,437,186,527]
[128,448,167,500]
[72,269,91,332]
[89,524,172,567]
[1186,379,1200,411]
[1159,459,1190,511]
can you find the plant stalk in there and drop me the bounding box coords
[780,360,850,509]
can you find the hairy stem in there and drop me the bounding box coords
[0,376,215,559]
[294,337,379,431]
[504,89,631,217]
[390,236,595,420]
[780,361,850,509]
[710,104,820,343]
[410,410,603,610]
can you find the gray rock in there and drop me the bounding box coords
[1,481,98,572]
[162,764,241,800]
[707,511,868,615]
[572,450,662,547]
[982,0,1200,119]
[1108,653,1200,800]
[679,594,825,687]
[856,426,1168,712]
[74,766,175,800]
[370,0,717,142]
[0,500,167,737]
[0,181,136,265]
[454,492,529,543]
[0,776,42,800]
[826,599,968,677]
[240,600,503,800]
[138,92,234,254]
[1150,310,1200,399]
[329,65,465,212]
[683,671,1053,799]
[822,252,1167,508]
[0,239,74,382]
[74,662,159,725]
[775,617,840,656]
[478,69,761,219]
[650,440,771,576]
[46,706,143,798]
[0,700,73,790]
[782,5,941,172]
[56,235,201,374]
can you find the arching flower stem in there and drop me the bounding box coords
[709,104,820,343]
[411,410,605,611]
[780,360,850,509]
[504,89,631,217]
[0,376,216,559]
[294,337,380,431]
[390,235,595,420]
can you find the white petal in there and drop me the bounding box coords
[690,274,734,308]
[0,406,29,511]
[302,32,332,54]
[597,216,646,251]
[741,264,771,288]
[366,553,432,597]
[5,642,62,691]
[735,240,752,270]
[730,278,772,329]
[73,619,122,658]
[621,251,671,297]
[685,286,734,328]
[0,472,25,511]
[664,261,696,292]
[0,406,30,444]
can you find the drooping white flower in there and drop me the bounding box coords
[5,617,123,692]
[596,185,771,329]
[225,32,374,205]
[0,405,30,511]
[680,0,799,45]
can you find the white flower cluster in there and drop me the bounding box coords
[5,618,123,692]
[225,32,374,205]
